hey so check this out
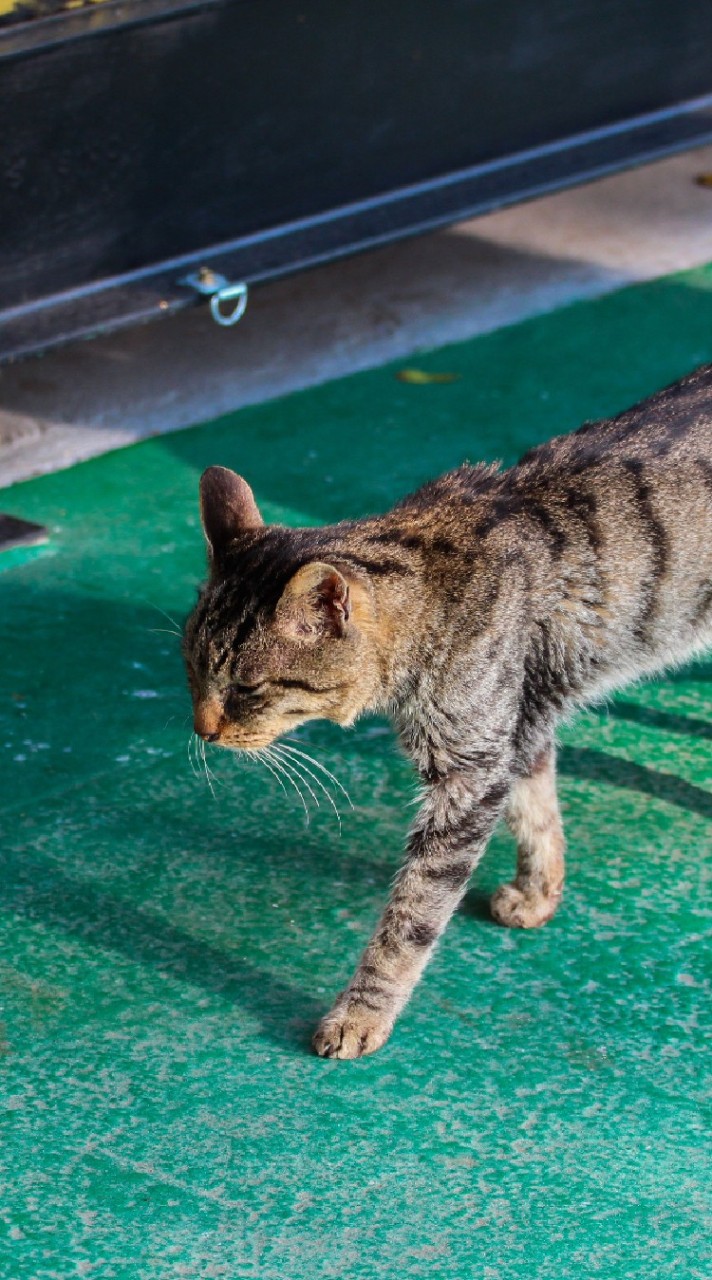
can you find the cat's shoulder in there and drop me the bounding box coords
[392,462,503,514]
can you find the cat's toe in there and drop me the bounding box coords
[312,1001,393,1060]
[490,882,561,929]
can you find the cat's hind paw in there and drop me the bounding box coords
[312,999,393,1060]
[490,882,562,929]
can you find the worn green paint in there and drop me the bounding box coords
[1,266,711,1279]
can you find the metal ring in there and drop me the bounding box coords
[210,282,248,327]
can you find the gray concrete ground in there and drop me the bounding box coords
[1,144,712,489]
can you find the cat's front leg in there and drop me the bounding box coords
[313,769,510,1059]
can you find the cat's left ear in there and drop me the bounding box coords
[199,467,263,566]
[277,562,351,639]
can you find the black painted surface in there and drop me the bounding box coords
[0,513,49,549]
[1,0,712,355]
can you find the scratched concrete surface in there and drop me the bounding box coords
[0,266,710,1279]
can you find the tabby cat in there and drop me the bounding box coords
[183,364,712,1059]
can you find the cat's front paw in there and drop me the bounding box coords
[312,998,394,1060]
[490,881,562,929]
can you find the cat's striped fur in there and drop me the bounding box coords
[183,363,712,1058]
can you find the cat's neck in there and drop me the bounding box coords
[326,518,461,711]
[330,556,432,712]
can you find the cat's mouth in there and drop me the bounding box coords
[198,727,281,753]
[195,727,285,752]
[223,736,277,752]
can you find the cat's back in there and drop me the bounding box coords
[503,365,712,676]
[516,363,712,478]
[508,364,712,584]
[356,365,711,601]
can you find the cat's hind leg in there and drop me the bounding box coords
[490,745,565,929]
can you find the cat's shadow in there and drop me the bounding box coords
[461,887,497,924]
[0,845,323,1055]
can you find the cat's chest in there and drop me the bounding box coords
[395,686,471,780]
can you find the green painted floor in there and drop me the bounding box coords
[1,267,711,1279]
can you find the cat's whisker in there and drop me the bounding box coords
[149,605,183,631]
[199,737,217,799]
[223,743,301,814]
[147,604,184,643]
[187,732,201,779]
[192,732,205,783]
[149,627,183,640]
[255,748,290,800]
[200,736,216,775]
[203,741,223,790]
[262,746,311,823]
[272,743,342,835]
[204,759,222,790]
[281,740,354,810]
[164,713,187,732]
[267,745,322,813]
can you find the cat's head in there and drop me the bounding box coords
[182,467,382,750]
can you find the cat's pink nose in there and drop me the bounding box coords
[194,699,223,742]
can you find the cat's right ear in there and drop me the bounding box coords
[199,467,263,567]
